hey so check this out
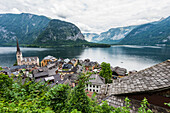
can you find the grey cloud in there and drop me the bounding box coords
[0,0,170,33]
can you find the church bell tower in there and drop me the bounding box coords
[16,39,23,65]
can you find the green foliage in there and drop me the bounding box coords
[0,67,3,71]
[13,61,18,66]
[0,73,154,113]
[164,102,170,107]
[43,84,71,112]
[0,73,13,95]
[71,109,82,113]
[138,98,153,113]
[67,74,93,113]
[99,62,112,83]
[116,97,131,113]
[0,99,54,113]
[100,101,115,113]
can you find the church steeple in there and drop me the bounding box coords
[16,38,22,65]
[17,38,20,53]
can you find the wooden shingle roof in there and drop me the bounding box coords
[110,60,170,95]
[104,95,169,112]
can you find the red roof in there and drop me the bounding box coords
[85,90,93,98]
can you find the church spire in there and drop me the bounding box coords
[17,38,20,52]
[16,38,21,52]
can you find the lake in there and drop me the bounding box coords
[0,45,170,71]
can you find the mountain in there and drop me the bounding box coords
[83,33,99,42]
[35,19,86,46]
[0,13,50,45]
[120,16,170,46]
[0,13,108,47]
[84,26,136,44]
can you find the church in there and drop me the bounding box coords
[16,40,39,66]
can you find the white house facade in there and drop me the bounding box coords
[86,74,105,94]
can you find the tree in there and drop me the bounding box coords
[99,62,112,83]
[13,61,18,66]
[0,73,13,95]
[43,84,70,112]
[0,73,154,113]
[66,74,93,113]
[0,67,3,71]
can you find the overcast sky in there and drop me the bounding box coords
[0,0,170,33]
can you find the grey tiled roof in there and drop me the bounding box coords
[33,71,48,78]
[104,95,169,113]
[48,68,57,76]
[111,66,127,76]
[89,74,105,85]
[22,57,38,62]
[47,63,56,69]
[110,60,170,95]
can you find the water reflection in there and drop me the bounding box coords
[0,46,169,71]
[77,46,170,71]
[0,47,85,67]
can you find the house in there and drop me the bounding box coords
[77,65,84,73]
[111,66,127,77]
[58,65,78,75]
[9,65,27,72]
[79,60,83,65]
[44,76,55,83]
[47,63,56,69]
[33,67,49,79]
[64,58,70,64]
[0,67,12,75]
[70,58,78,67]
[41,55,57,67]
[86,74,105,93]
[55,74,78,87]
[32,67,60,85]
[84,59,90,62]
[16,39,39,66]
[101,60,170,112]
[62,64,73,71]
[128,70,137,75]
[83,62,96,71]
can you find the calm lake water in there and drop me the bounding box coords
[0,45,170,71]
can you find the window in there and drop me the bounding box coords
[93,89,95,92]
[97,85,98,88]
[18,56,20,58]
[90,85,92,87]
[96,90,98,92]
[93,85,95,88]
[90,89,91,91]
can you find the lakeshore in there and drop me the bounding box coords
[0,45,170,71]
[0,47,170,112]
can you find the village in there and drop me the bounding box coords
[1,40,130,95]
[0,40,170,112]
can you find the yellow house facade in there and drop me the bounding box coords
[41,55,57,67]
